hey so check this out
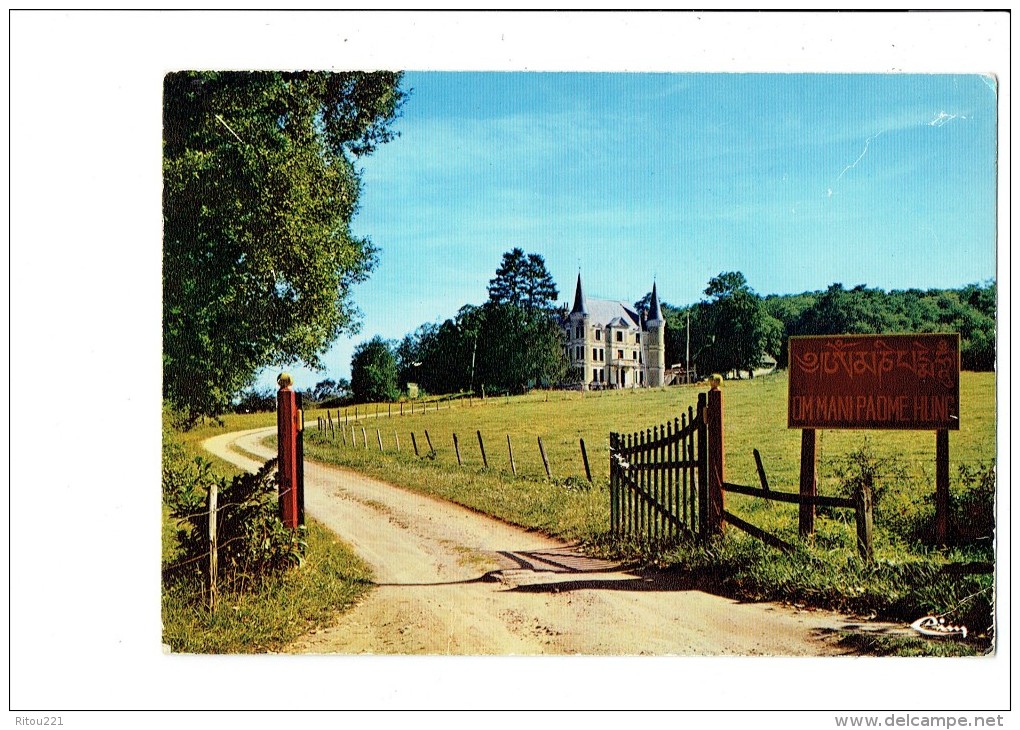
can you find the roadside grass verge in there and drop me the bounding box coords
[299,371,997,654]
[162,520,372,654]
[162,408,373,654]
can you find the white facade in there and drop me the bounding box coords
[564,275,666,389]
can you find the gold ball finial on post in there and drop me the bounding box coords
[277,372,293,390]
[709,373,723,390]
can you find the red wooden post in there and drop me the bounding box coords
[276,373,301,529]
[935,429,950,544]
[706,375,724,535]
[799,429,817,538]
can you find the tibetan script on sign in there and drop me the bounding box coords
[788,334,960,430]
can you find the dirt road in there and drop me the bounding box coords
[203,426,907,655]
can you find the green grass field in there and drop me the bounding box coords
[301,371,995,548]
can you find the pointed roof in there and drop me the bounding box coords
[647,282,664,323]
[570,273,587,315]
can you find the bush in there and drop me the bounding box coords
[952,461,996,545]
[163,457,306,598]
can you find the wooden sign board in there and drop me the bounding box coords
[788,334,960,430]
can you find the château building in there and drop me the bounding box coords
[563,274,666,390]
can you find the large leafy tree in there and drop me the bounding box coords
[483,249,565,392]
[163,71,406,422]
[698,272,782,378]
[350,336,400,403]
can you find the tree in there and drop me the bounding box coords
[481,249,566,392]
[698,272,782,378]
[163,71,407,424]
[487,248,559,310]
[350,336,400,403]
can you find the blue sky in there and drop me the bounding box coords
[261,72,997,388]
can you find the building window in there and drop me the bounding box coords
[595,329,602,341]
[640,371,645,385]
[617,349,624,360]
[575,325,583,339]
[635,333,641,344]
[592,347,598,361]
[616,331,623,342]
[576,346,582,361]
[600,348,605,361]
[633,351,637,359]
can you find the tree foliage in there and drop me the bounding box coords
[487,248,559,310]
[163,71,406,423]
[696,272,783,378]
[350,336,400,403]
[765,281,996,370]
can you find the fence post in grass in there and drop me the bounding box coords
[855,483,874,562]
[538,436,551,480]
[706,375,724,536]
[377,429,383,452]
[477,430,488,469]
[799,429,817,538]
[935,429,950,545]
[411,432,420,456]
[753,448,769,492]
[276,373,301,530]
[580,438,592,483]
[395,432,400,452]
[424,429,435,456]
[696,393,708,539]
[208,481,218,613]
[362,427,368,449]
[507,435,517,476]
[454,433,462,466]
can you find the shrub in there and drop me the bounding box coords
[163,457,306,598]
[952,461,996,545]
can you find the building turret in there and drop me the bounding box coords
[646,282,666,387]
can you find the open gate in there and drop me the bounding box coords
[609,392,710,541]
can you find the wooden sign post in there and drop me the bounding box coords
[788,334,960,543]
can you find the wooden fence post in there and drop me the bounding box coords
[855,484,874,562]
[377,429,383,451]
[477,430,488,469]
[580,438,592,483]
[538,436,551,480]
[362,427,368,449]
[696,393,708,538]
[453,433,462,466]
[411,432,420,456]
[395,432,400,452]
[424,429,435,456]
[208,481,218,613]
[753,448,769,492]
[507,435,517,476]
[706,377,724,536]
[276,374,300,530]
[799,429,817,538]
[935,429,950,544]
